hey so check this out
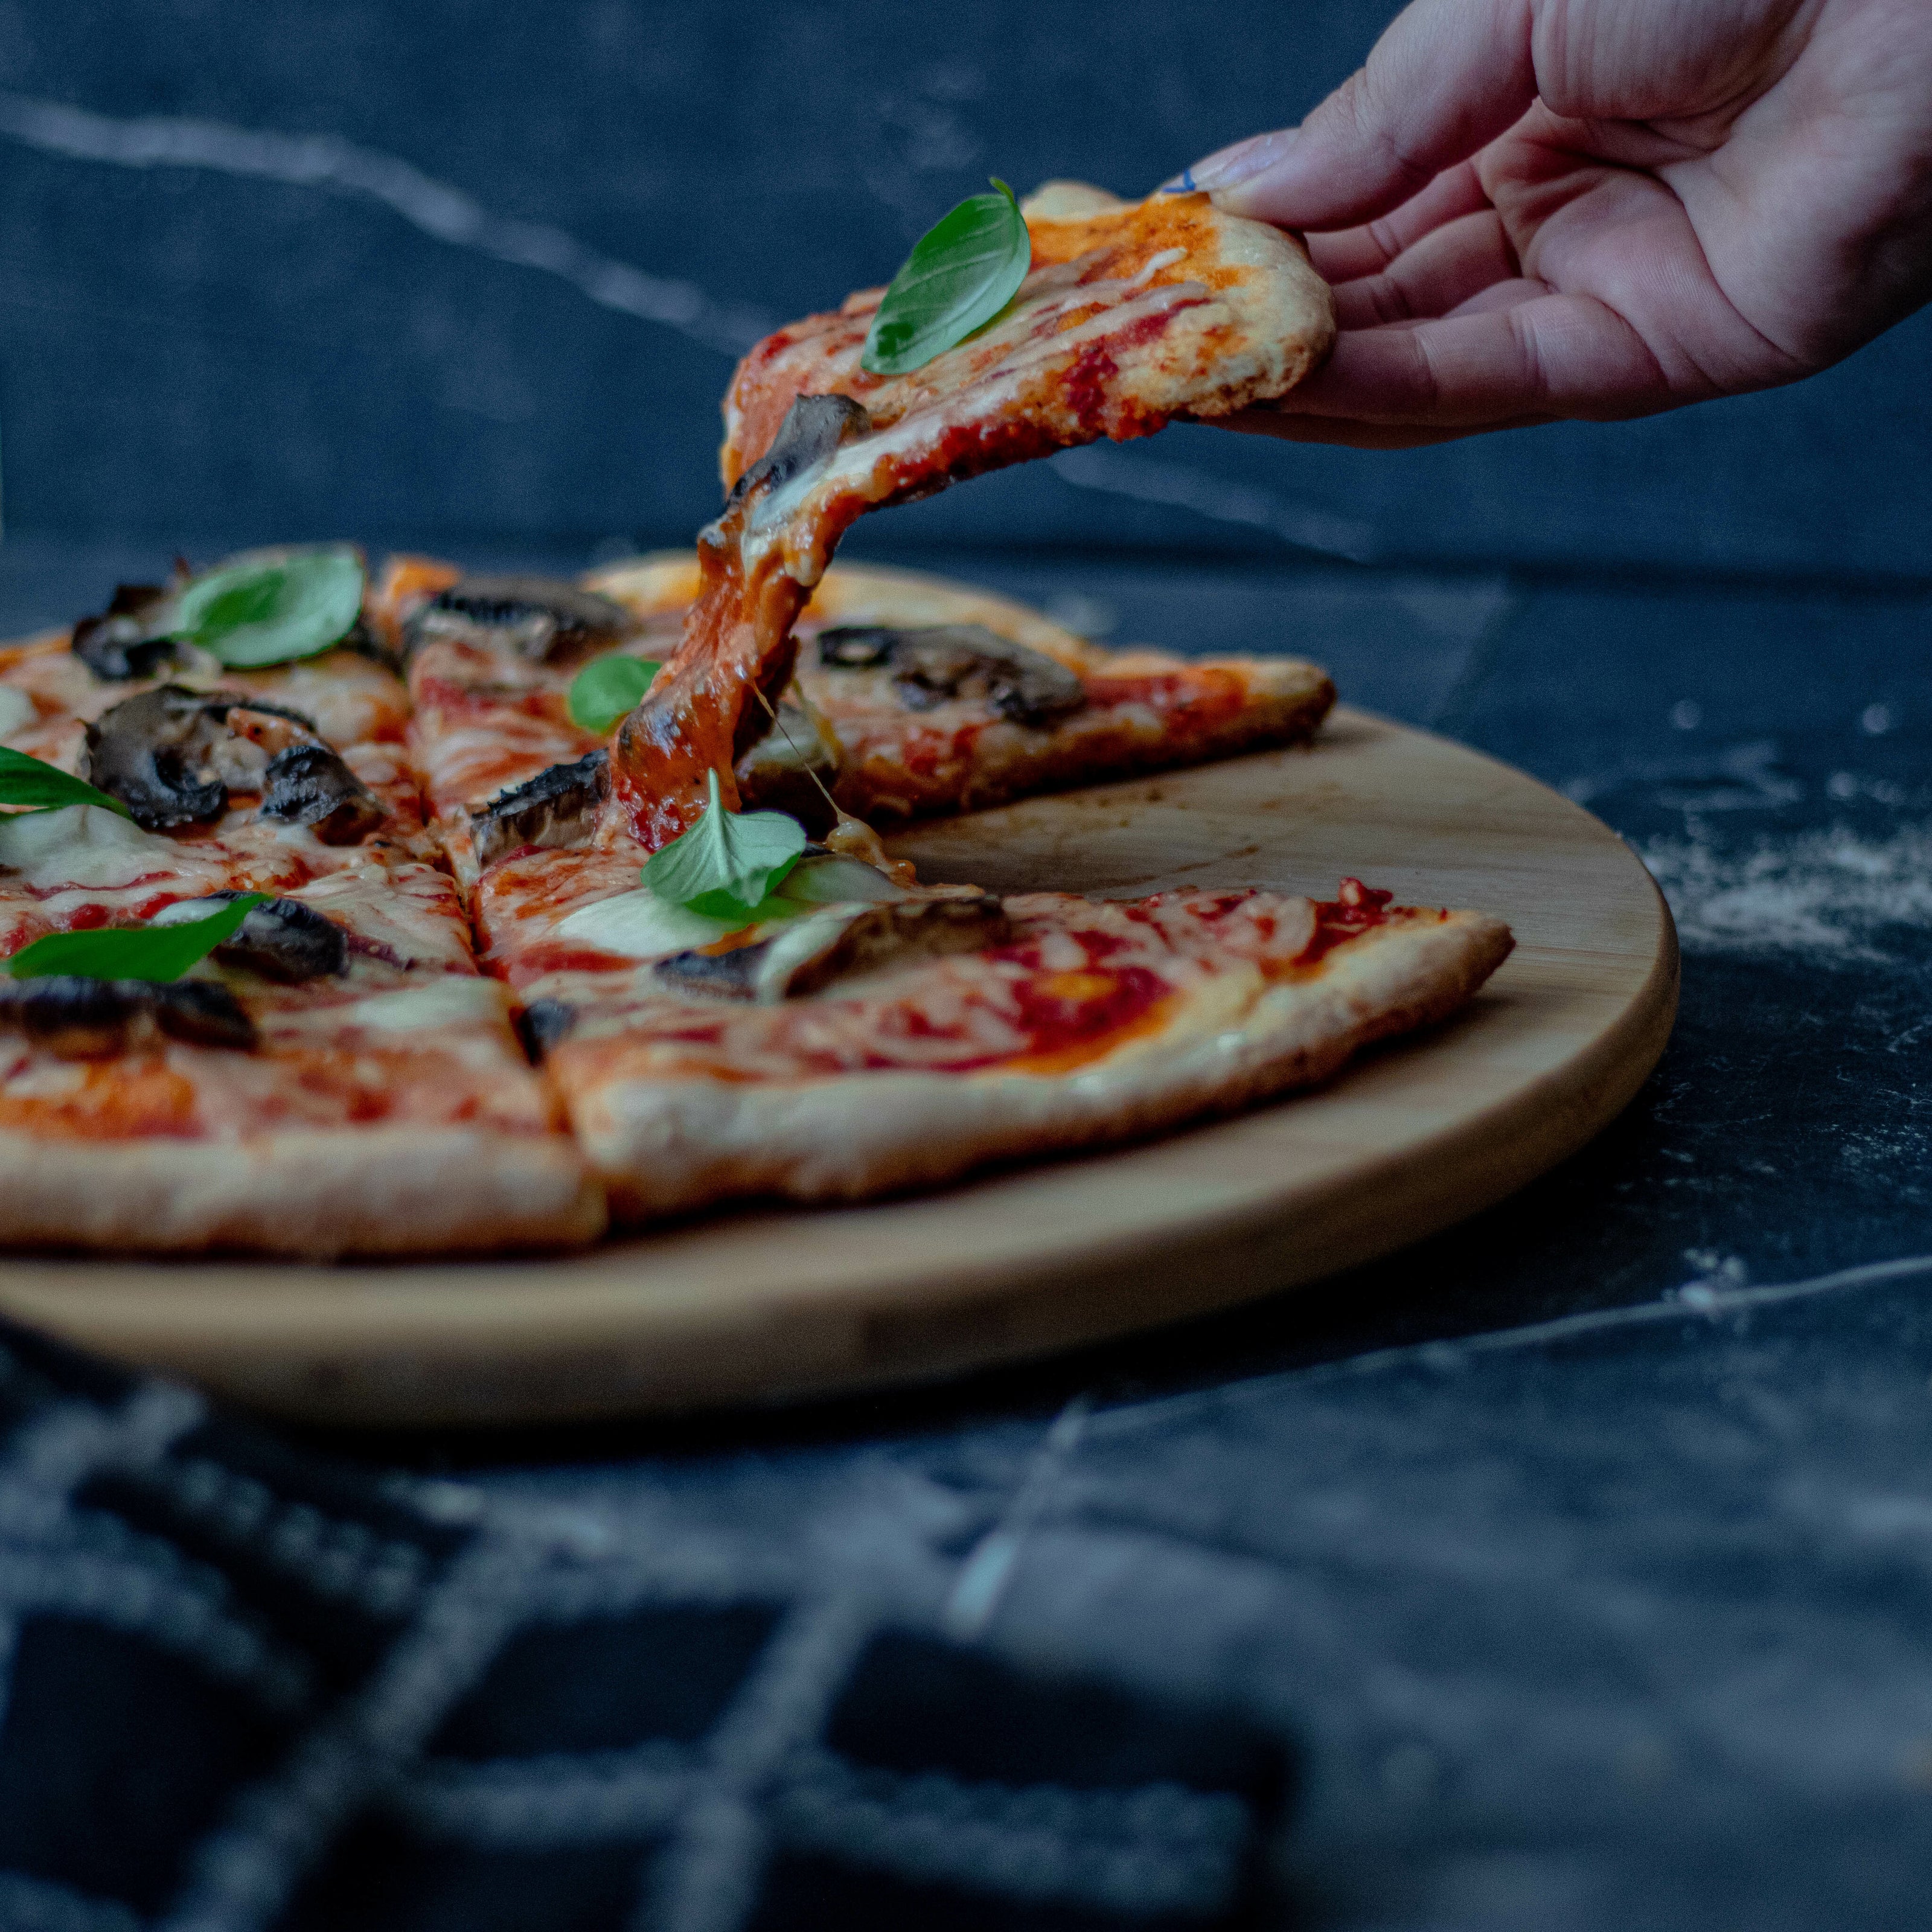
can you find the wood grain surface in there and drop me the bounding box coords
[0,708,1677,1427]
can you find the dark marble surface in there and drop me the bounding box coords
[5,1,1932,1919]
[8,536,1932,1927]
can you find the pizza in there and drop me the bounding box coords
[0,179,1520,1258]
[0,592,601,1255]
[0,549,1505,1250]
[375,550,1332,884]
[591,555,1334,828]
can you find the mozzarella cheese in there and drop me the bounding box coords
[340,976,508,1032]
[555,888,742,960]
[0,805,173,890]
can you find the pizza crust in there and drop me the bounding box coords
[571,911,1511,1220]
[0,1128,606,1257]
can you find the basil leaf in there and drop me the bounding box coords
[861,177,1032,377]
[171,547,365,668]
[0,747,132,819]
[641,770,805,917]
[5,894,266,983]
[567,654,662,733]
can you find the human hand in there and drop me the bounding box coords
[1179,0,1932,447]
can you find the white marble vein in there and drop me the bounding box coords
[0,91,775,356]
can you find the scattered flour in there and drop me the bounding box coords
[1642,824,1932,959]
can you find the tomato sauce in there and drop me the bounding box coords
[1296,878,1395,967]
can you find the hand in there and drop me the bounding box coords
[1180,0,1932,447]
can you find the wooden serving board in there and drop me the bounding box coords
[0,708,1676,1427]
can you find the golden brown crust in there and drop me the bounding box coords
[571,912,1512,1221]
[0,1128,605,1256]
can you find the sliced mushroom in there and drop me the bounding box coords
[258,744,385,845]
[83,686,228,826]
[735,696,843,832]
[155,893,349,983]
[517,998,578,1061]
[404,577,635,667]
[69,583,180,682]
[0,974,256,1057]
[725,394,874,517]
[654,894,1009,1004]
[466,750,610,870]
[81,685,383,840]
[815,624,1086,728]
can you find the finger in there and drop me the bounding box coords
[1268,292,1677,427]
[1217,407,1557,450]
[1302,161,1491,281]
[1185,0,1537,232]
[1331,207,1522,328]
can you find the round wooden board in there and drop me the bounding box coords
[0,708,1677,1427]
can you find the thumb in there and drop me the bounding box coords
[1183,0,1537,231]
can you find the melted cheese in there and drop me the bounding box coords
[337,976,507,1032]
[0,805,174,890]
[0,688,39,740]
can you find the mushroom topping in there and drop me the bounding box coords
[258,744,385,844]
[517,998,578,1061]
[154,893,349,983]
[81,685,383,840]
[0,974,256,1057]
[726,394,873,517]
[654,894,1009,1003]
[69,583,179,682]
[405,577,636,667]
[465,750,610,871]
[815,624,1086,727]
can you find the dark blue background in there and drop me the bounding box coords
[4,7,1932,1930]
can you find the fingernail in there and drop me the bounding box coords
[1186,130,1297,193]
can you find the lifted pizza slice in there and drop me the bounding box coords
[608,182,1335,851]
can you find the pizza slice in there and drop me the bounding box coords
[504,863,1509,1218]
[377,547,1332,907]
[608,181,1334,851]
[0,558,603,1254]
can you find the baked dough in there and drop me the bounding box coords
[529,891,1512,1220]
[0,1127,604,1256]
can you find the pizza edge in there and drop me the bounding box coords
[568,909,1513,1221]
[0,1125,606,1257]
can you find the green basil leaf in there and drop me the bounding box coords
[861,177,1032,377]
[5,893,267,983]
[641,770,805,915]
[171,547,365,668]
[567,654,662,733]
[0,747,132,819]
